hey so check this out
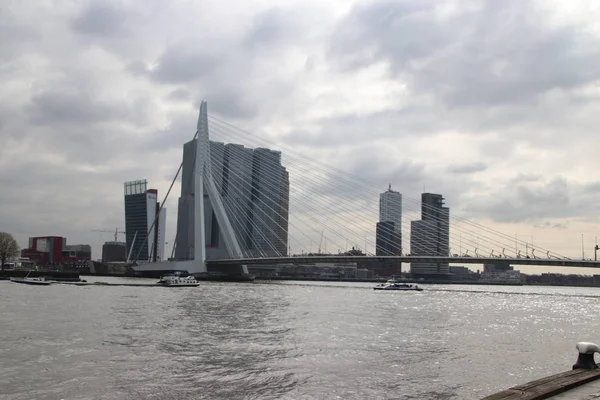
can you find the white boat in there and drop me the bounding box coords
[10,273,52,286]
[373,282,423,291]
[157,273,199,287]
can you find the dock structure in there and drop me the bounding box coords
[483,342,600,399]
[483,368,600,399]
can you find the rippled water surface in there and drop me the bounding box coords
[2,278,600,399]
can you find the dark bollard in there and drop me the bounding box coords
[573,342,600,370]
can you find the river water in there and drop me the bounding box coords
[1,278,600,400]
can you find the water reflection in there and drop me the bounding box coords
[4,281,600,399]
[107,283,304,399]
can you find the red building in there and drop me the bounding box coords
[21,236,66,265]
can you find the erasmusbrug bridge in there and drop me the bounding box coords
[134,102,600,277]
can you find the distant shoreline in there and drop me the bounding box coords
[253,276,600,288]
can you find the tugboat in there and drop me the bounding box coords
[157,272,200,287]
[482,342,600,399]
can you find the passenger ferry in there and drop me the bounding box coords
[373,280,423,291]
[157,272,199,287]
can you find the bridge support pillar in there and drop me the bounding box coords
[194,101,248,275]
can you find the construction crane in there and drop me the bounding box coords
[92,228,126,242]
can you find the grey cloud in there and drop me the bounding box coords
[20,87,167,166]
[140,109,197,154]
[1,2,44,49]
[26,90,129,125]
[167,88,192,102]
[150,45,222,84]
[201,90,257,120]
[330,0,444,70]
[0,159,142,218]
[346,159,426,189]
[447,162,487,174]
[0,159,151,252]
[517,179,570,209]
[461,177,600,223]
[245,7,304,48]
[2,0,599,259]
[282,106,444,147]
[509,173,543,184]
[0,103,11,132]
[476,134,518,160]
[296,145,472,219]
[0,15,40,59]
[330,0,600,107]
[534,221,569,229]
[70,0,133,37]
[126,60,149,76]
[582,182,600,193]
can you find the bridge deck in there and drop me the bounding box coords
[207,256,600,268]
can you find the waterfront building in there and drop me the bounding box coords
[483,262,513,272]
[174,140,290,260]
[379,185,402,227]
[156,206,167,261]
[64,244,91,259]
[63,244,92,264]
[375,185,402,276]
[480,270,522,284]
[124,180,166,262]
[376,185,402,256]
[410,193,450,277]
[249,147,289,257]
[101,241,127,263]
[21,236,67,265]
[19,237,92,265]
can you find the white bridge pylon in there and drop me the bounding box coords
[191,101,247,274]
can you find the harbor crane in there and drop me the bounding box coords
[92,228,126,242]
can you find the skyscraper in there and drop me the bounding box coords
[376,185,402,256]
[174,140,197,260]
[410,193,450,277]
[174,140,290,260]
[249,148,289,257]
[124,180,166,262]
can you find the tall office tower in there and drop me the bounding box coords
[124,180,166,262]
[376,185,402,256]
[249,148,289,257]
[155,203,167,261]
[215,142,252,255]
[174,140,197,260]
[174,140,290,260]
[410,193,450,277]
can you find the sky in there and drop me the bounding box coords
[1,0,600,274]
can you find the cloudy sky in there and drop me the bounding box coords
[2,0,600,273]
